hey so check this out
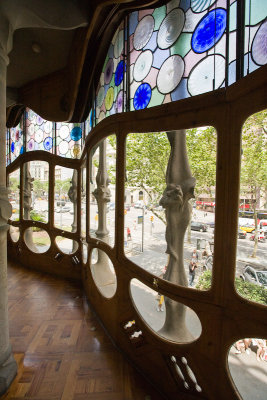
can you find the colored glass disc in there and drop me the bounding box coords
[157,55,184,94]
[44,137,53,151]
[115,60,124,86]
[104,59,114,84]
[191,0,216,13]
[105,87,114,110]
[133,50,153,81]
[157,8,185,49]
[133,16,155,50]
[251,20,267,66]
[133,83,152,110]
[70,126,82,141]
[192,9,227,54]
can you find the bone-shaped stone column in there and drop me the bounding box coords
[158,130,195,342]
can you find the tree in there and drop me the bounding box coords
[186,127,217,199]
[108,129,217,225]
[196,270,267,306]
[32,179,48,198]
[241,110,267,257]
[54,179,71,199]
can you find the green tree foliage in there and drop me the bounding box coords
[186,127,217,198]
[241,110,267,256]
[54,179,71,198]
[33,179,48,197]
[196,271,267,305]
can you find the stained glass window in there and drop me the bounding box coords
[26,108,53,152]
[228,0,237,85]
[56,122,83,158]
[95,21,126,125]
[244,0,267,77]
[10,119,24,163]
[129,0,228,110]
[85,109,94,137]
[6,129,10,166]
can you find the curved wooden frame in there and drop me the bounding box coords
[7,64,267,399]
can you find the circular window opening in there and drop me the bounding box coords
[55,236,78,254]
[9,225,20,242]
[90,248,117,298]
[82,243,88,264]
[24,227,51,253]
[130,278,202,343]
[228,338,267,400]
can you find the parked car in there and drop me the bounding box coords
[240,264,267,287]
[207,221,215,229]
[191,221,208,232]
[134,201,144,209]
[238,229,247,239]
[239,224,255,233]
[61,205,71,212]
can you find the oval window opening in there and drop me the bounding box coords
[130,278,202,343]
[228,338,267,400]
[9,226,20,242]
[90,248,117,298]
[24,227,51,253]
[55,236,78,254]
[83,243,88,264]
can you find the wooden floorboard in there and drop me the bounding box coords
[2,261,164,400]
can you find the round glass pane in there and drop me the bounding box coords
[187,55,225,96]
[157,55,184,94]
[133,50,153,81]
[133,16,155,50]
[157,8,185,49]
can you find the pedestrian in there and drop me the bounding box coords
[189,250,198,286]
[156,294,164,312]
[189,261,197,286]
[127,227,131,240]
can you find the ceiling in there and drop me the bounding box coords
[5,0,163,126]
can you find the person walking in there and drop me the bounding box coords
[127,227,131,240]
[189,249,198,286]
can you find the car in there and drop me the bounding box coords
[239,224,255,233]
[238,229,247,239]
[240,264,267,287]
[191,221,208,232]
[61,205,71,212]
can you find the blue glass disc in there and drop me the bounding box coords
[115,60,124,86]
[44,136,53,151]
[133,83,152,110]
[11,142,15,153]
[20,146,24,154]
[192,9,227,54]
[70,126,82,141]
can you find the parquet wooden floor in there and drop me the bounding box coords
[2,261,164,400]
